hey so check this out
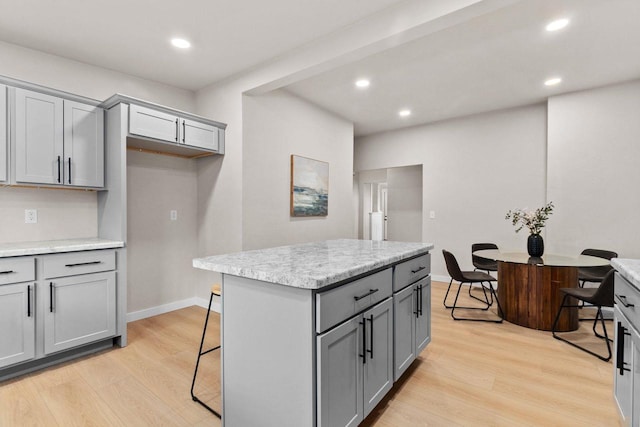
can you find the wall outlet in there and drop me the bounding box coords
[170,210,178,221]
[25,209,38,224]
[429,210,436,219]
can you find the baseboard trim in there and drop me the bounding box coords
[127,297,221,322]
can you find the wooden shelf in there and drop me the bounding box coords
[126,136,217,159]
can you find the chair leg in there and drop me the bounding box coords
[468,281,492,307]
[190,292,222,418]
[552,297,611,362]
[451,281,503,323]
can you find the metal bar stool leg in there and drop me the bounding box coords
[190,286,222,418]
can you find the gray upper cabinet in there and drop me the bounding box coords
[14,88,64,185]
[181,118,218,151]
[0,84,7,182]
[129,103,220,153]
[14,88,104,188]
[129,104,179,143]
[63,100,104,188]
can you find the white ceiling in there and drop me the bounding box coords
[1,0,639,137]
[0,0,402,90]
[287,0,640,135]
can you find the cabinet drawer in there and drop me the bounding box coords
[0,257,35,285]
[42,250,116,279]
[393,254,430,292]
[615,272,640,326]
[316,268,392,333]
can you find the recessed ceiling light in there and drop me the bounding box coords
[355,79,370,88]
[398,109,411,117]
[546,18,569,32]
[171,38,191,49]
[544,77,562,86]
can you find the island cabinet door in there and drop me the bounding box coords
[317,315,364,427]
[632,326,639,427]
[393,284,416,381]
[363,298,393,417]
[415,277,431,355]
[0,283,35,368]
[614,308,633,423]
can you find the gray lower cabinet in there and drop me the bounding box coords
[615,307,634,424]
[318,297,393,427]
[632,327,640,427]
[1,84,7,182]
[44,271,116,354]
[393,276,431,381]
[13,87,104,188]
[0,282,35,368]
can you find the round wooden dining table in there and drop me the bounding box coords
[473,249,610,331]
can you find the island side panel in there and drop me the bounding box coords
[222,274,315,427]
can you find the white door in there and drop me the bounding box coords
[380,185,388,241]
[0,84,6,182]
[363,298,393,416]
[415,277,431,354]
[14,88,64,184]
[393,284,416,381]
[0,282,35,368]
[44,271,116,354]
[63,101,104,187]
[317,316,364,427]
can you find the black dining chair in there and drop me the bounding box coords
[470,243,498,305]
[442,249,503,322]
[578,248,617,288]
[551,269,615,361]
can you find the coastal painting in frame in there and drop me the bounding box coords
[290,155,329,217]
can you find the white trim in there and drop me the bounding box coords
[126,297,221,322]
[431,274,450,283]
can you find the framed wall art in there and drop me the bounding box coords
[290,155,329,217]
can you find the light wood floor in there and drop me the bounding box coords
[0,281,619,426]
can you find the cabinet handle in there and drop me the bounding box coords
[616,322,631,375]
[50,282,54,313]
[360,320,367,364]
[414,287,419,316]
[0,270,14,275]
[418,284,423,317]
[68,158,72,184]
[615,294,635,308]
[182,120,186,143]
[354,288,378,301]
[175,118,179,141]
[27,284,32,317]
[367,315,374,359]
[57,156,61,183]
[64,261,102,267]
[411,266,426,274]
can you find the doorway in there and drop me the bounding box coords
[356,165,422,242]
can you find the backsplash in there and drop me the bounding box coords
[0,186,97,244]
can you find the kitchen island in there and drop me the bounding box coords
[193,239,433,427]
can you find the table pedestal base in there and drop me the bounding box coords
[497,261,578,331]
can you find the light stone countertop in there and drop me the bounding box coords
[611,258,640,291]
[0,238,124,258]
[193,239,434,290]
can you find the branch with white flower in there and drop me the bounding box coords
[505,202,554,235]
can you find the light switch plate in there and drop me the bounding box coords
[25,209,38,224]
[429,210,436,219]
[170,210,178,221]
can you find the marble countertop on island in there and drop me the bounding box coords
[193,239,434,290]
[612,258,640,291]
[0,238,125,258]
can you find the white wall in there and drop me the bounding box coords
[547,79,640,258]
[126,150,198,313]
[387,165,422,242]
[355,104,548,278]
[242,90,354,250]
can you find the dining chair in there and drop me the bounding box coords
[578,248,617,288]
[470,243,498,305]
[551,269,614,361]
[442,249,503,322]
